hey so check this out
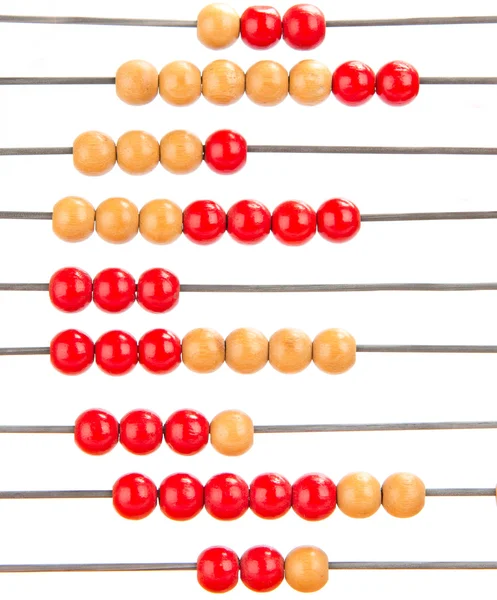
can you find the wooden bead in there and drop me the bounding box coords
[182,328,225,374]
[289,60,332,106]
[337,472,381,518]
[116,60,158,105]
[313,329,356,374]
[202,60,245,106]
[160,130,203,175]
[269,328,312,374]
[197,3,240,49]
[117,131,159,175]
[52,197,95,242]
[73,131,116,176]
[225,328,268,374]
[96,198,139,244]
[246,61,288,106]
[285,546,328,593]
[159,61,201,106]
[139,199,182,244]
[210,410,254,456]
[382,473,425,518]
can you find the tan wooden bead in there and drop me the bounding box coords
[289,60,332,106]
[246,61,288,106]
[160,130,203,174]
[225,328,268,374]
[210,410,254,456]
[313,329,356,375]
[269,328,312,374]
[382,473,426,518]
[197,3,240,50]
[116,60,158,105]
[139,199,182,244]
[182,328,225,374]
[202,60,245,106]
[337,472,381,518]
[117,131,159,175]
[95,198,139,244]
[52,197,95,242]
[285,546,329,593]
[73,131,116,176]
[159,61,201,106]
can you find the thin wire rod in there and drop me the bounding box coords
[329,562,497,570]
[0,211,52,219]
[0,425,74,433]
[0,347,49,355]
[0,147,72,156]
[426,488,495,497]
[420,77,497,85]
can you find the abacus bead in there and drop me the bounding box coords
[52,196,95,242]
[285,546,329,593]
[49,267,92,313]
[289,60,331,106]
[182,328,225,373]
[50,329,94,375]
[202,60,245,106]
[116,60,158,106]
[282,4,326,50]
[376,61,420,106]
[73,131,116,176]
[137,268,180,313]
[272,200,316,245]
[183,200,226,245]
[120,410,163,455]
[250,473,292,519]
[382,473,425,518]
[225,328,268,374]
[227,200,271,244]
[159,473,204,520]
[160,130,203,175]
[92,268,136,313]
[240,546,284,592]
[95,330,138,375]
[240,6,282,49]
[204,473,249,520]
[204,130,247,174]
[96,198,139,244]
[197,547,239,593]
[337,472,381,518]
[117,130,159,175]
[210,410,254,456]
[292,473,337,521]
[246,61,288,106]
[313,328,356,374]
[269,328,312,373]
[197,4,240,50]
[332,61,376,106]
[112,473,157,520]
[159,61,201,106]
[317,198,361,242]
[165,409,210,456]
[138,329,182,374]
[74,409,119,455]
[139,199,183,244]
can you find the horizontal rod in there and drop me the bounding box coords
[420,77,497,85]
[426,488,495,497]
[0,211,52,219]
[247,145,497,155]
[0,147,72,156]
[0,347,49,355]
[328,561,497,570]
[326,16,497,27]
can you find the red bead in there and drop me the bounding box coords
[159,473,204,521]
[282,4,325,50]
[240,546,284,592]
[136,268,180,313]
[197,546,239,593]
[74,409,119,455]
[227,200,271,245]
[240,6,282,49]
[92,268,136,313]
[95,330,138,375]
[376,60,420,106]
[183,200,226,245]
[112,473,157,520]
[292,472,337,521]
[204,130,247,175]
[50,329,94,375]
[317,198,361,242]
[138,329,181,374]
[49,267,92,313]
[120,410,163,455]
[204,473,249,520]
[249,473,292,519]
[164,409,209,456]
[332,61,376,106]
[272,200,316,245]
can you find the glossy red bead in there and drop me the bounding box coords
[240,546,285,592]
[376,60,420,106]
[204,473,249,520]
[50,329,94,375]
[49,267,92,313]
[197,546,239,593]
[164,409,209,456]
[159,473,204,521]
[227,200,271,245]
[249,472,292,519]
[95,330,138,375]
[272,200,316,245]
[317,198,361,242]
[183,200,226,245]
[292,472,337,521]
[120,410,163,455]
[240,6,282,49]
[138,329,181,374]
[332,61,376,106]
[204,130,247,175]
[92,268,136,313]
[282,4,325,50]
[112,473,157,520]
[136,268,180,313]
[74,409,119,455]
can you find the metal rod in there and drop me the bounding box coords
[356,345,497,353]
[247,145,497,155]
[0,211,52,220]
[0,347,50,356]
[0,147,72,156]
[420,77,497,85]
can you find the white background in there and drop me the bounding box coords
[0,0,496,596]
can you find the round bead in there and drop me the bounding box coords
[137,268,180,313]
[317,198,361,242]
[282,4,326,50]
[183,200,226,245]
[120,410,163,455]
[117,130,159,175]
[52,197,95,243]
[289,60,331,106]
[210,410,254,456]
[182,328,225,374]
[49,267,92,313]
[92,268,136,313]
[246,60,288,106]
[313,328,356,374]
[272,200,316,245]
[116,60,158,106]
[139,199,182,245]
[197,546,239,593]
[204,473,249,520]
[73,131,116,176]
[96,198,139,244]
[202,60,245,106]
[292,473,337,521]
[225,328,268,374]
[159,61,201,106]
[74,409,119,455]
[50,329,94,375]
[197,4,240,50]
[159,130,203,175]
[112,473,157,520]
[240,6,282,49]
[337,472,381,518]
[376,61,420,106]
[204,130,247,175]
[227,200,271,244]
[332,61,376,106]
[95,330,138,376]
[159,473,204,521]
[240,546,284,592]
[250,473,292,519]
[382,473,426,518]
[269,328,312,373]
[138,329,181,375]
[165,409,209,456]
[285,546,329,593]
